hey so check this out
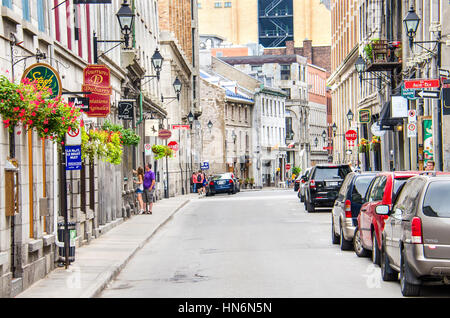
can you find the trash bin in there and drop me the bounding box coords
[57,222,76,263]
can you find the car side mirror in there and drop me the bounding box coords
[375,205,390,216]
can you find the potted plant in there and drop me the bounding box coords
[370,136,381,152]
[244,178,249,189]
[249,178,254,189]
[152,145,173,160]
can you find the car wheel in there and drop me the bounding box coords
[331,215,339,245]
[339,225,352,251]
[372,232,381,266]
[380,244,398,281]
[306,199,315,213]
[400,249,421,297]
[353,228,370,257]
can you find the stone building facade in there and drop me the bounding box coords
[0,0,163,297]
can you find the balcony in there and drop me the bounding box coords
[363,40,402,72]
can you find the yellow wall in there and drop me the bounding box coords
[293,0,331,47]
[198,0,258,45]
[198,0,331,47]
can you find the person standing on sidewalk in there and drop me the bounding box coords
[196,170,203,196]
[143,163,156,214]
[201,172,208,196]
[133,167,145,214]
[192,171,198,193]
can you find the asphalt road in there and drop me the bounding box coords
[99,189,450,298]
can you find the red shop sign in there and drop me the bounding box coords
[82,65,112,117]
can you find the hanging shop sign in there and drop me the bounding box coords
[358,109,371,124]
[158,129,172,139]
[370,122,386,137]
[68,97,90,113]
[118,100,134,120]
[73,0,112,4]
[391,96,408,118]
[145,119,159,137]
[21,63,62,99]
[82,65,112,117]
[443,88,450,115]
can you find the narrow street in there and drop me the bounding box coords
[99,189,445,298]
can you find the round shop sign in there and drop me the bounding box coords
[158,129,172,139]
[22,63,62,99]
[370,122,386,137]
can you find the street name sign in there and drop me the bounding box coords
[404,79,440,90]
[172,124,190,130]
[401,84,418,100]
[414,90,440,99]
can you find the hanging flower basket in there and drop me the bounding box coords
[370,136,381,151]
[81,127,123,165]
[0,76,81,144]
[152,145,173,160]
[358,138,370,154]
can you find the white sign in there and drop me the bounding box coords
[370,122,386,137]
[66,126,81,146]
[407,122,417,138]
[144,144,152,156]
[391,96,408,118]
[408,109,417,123]
[145,119,159,137]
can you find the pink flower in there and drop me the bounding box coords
[17,131,21,135]
[3,119,10,124]
[44,128,48,133]
[31,112,36,117]
[43,119,49,124]
[13,107,20,112]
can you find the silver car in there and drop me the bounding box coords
[376,173,450,296]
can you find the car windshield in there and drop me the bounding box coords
[423,181,450,218]
[314,167,350,180]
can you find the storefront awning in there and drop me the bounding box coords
[379,101,403,130]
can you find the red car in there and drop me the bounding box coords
[354,171,421,265]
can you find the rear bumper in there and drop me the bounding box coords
[405,244,450,278]
[312,197,335,207]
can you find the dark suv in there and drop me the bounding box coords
[376,173,450,296]
[304,164,352,213]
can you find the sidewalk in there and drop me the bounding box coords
[16,193,197,298]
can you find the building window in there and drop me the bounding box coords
[22,0,30,21]
[2,0,12,8]
[282,88,291,99]
[37,0,45,32]
[280,64,291,80]
[214,2,222,8]
[224,2,232,7]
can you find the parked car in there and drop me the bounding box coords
[208,173,237,195]
[354,171,420,265]
[297,167,312,202]
[303,164,352,212]
[376,172,450,296]
[331,172,378,250]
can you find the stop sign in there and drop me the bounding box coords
[345,130,357,141]
[168,141,179,152]
[286,164,291,171]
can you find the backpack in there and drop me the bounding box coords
[197,174,202,182]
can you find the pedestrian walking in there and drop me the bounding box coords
[133,166,145,214]
[192,171,198,193]
[143,163,156,214]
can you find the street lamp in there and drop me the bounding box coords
[346,109,354,125]
[355,55,366,74]
[207,120,213,130]
[322,130,327,142]
[161,77,183,103]
[314,137,319,147]
[232,131,237,144]
[187,111,194,126]
[116,0,135,48]
[403,5,421,49]
[332,123,337,137]
[151,48,164,80]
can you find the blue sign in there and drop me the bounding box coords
[401,84,418,100]
[200,161,209,170]
[66,145,82,171]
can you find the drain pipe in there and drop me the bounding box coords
[54,142,63,250]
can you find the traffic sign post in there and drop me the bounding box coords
[200,161,210,170]
[414,90,440,99]
[407,122,417,138]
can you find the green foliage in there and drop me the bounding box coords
[292,166,302,176]
[102,120,140,146]
[151,144,173,160]
[81,127,123,165]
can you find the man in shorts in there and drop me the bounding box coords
[143,163,156,214]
